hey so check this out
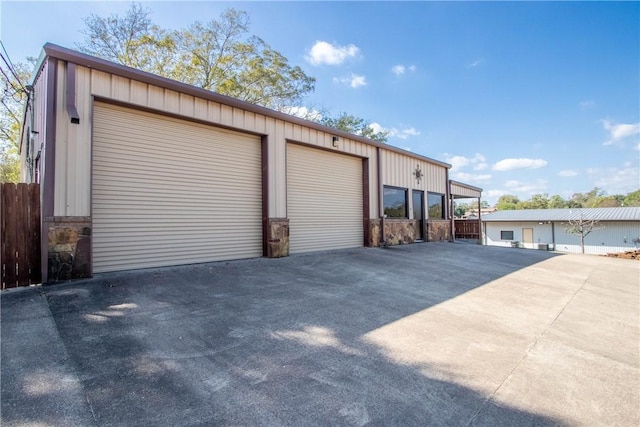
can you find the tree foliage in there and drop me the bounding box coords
[494,187,640,210]
[78,4,392,142]
[319,112,388,143]
[78,4,315,111]
[1,59,32,183]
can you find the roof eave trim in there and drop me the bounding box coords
[41,43,451,169]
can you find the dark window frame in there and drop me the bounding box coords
[383,185,408,218]
[500,230,514,240]
[427,192,445,219]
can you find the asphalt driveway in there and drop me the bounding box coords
[2,243,639,426]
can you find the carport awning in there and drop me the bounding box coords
[449,180,482,199]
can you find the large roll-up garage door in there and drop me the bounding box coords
[287,143,363,254]
[92,103,262,273]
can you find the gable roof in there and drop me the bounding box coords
[482,207,640,222]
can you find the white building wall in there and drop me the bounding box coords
[47,61,450,220]
[485,222,553,248]
[485,221,640,255]
[554,221,640,255]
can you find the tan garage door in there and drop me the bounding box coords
[287,143,363,254]
[92,103,262,273]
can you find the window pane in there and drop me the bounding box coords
[384,187,407,218]
[427,192,444,219]
[501,231,514,240]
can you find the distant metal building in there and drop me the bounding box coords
[20,43,482,282]
[482,207,640,255]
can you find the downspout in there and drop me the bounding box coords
[377,147,386,246]
[478,196,482,243]
[446,169,453,242]
[483,221,487,245]
[551,221,556,250]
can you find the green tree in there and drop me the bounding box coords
[622,189,640,207]
[519,193,549,210]
[495,195,520,210]
[78,4,315,111]
[548,194,567,209]
[454,202,470,218]
[569,187,606,208]
[1,60,32,183]
[319,112,388,143]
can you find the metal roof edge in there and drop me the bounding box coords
[41,43,451,169]
[449,179,483,193]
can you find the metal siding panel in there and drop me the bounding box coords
[92,103,262,273]
[164,90,180,114]
[130,80,147,105]
[207,101,221,123]
[180,94,195,117]
[287,144,363,253]
[73,66,91,216]
[194,98,208,121]
[220,105,233,125]
[111,75,130,102]
[147,86,164,110]
[90,70,111,97]
[274,120,286,218]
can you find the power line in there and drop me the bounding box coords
[0,41,27,93]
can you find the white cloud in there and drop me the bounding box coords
[306,41,360,66]
[492,158,548,171]
[503,179,549,194]
[453,172,492,182]
[579,100,595,110]
[466,58,484,68]
[371,123,420,140]
[282,106,322,121]
[445,153,488,172]
[602,120,640,146]
[391,64,416,75]
[333,73,367,88]
[369,122,385,135]
[485,189,506,199]
[391,65,405,75]
[558,170,578,177]
[587,162,640,194]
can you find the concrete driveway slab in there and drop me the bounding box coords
[1,243,638,426]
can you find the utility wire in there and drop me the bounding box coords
[0,41,27,93]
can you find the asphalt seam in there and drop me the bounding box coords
[465,260,596,426]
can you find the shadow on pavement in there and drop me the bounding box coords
[2,243,565,426]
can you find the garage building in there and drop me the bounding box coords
[20,44,481,282]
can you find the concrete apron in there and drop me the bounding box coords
[364,254,639,425]
[1,245,638,426]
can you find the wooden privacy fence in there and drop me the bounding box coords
[1,183,41,289]
[454,219,480,239]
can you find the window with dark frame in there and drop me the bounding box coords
[427,192,445,219]
[501,230,514,240]
[383,186,408,218]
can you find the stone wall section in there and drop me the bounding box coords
[46,217,91,282]
[427,219,451,242]
[383,219,416,245]
[366,218,381,247]
[267,218,289,258]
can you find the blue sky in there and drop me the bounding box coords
[2,1,638,204]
